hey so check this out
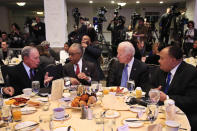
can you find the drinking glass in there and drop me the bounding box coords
[149,89,160,104]
[91,81,99,93]
[94,112,104,131]
[64,77,70,89]
[0,93,3,107]
[2,105,12,130]
[127,80,135,92]
[12,107,22,122]
[32,81,40,94]
[146,103,158,123]
[39,114,52,131]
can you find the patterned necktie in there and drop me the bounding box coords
[75,64,80,75]
[164,72,171,94]
[120,64,128,87]
[30,69,34,80]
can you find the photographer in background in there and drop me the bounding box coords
[33,16,46,44]
[159,7,171,47]
[107,7,127,57]
[183,21,197,57]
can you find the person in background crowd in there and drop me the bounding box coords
[59,42,70,65]
[63,43,99,85]
[107,41,149,92]
[0,41,14,60]
[8,46,53,96]
[41,41,59,61]
[132,17,148,45]
[37,45,55,69]
[0,32,11,45]
[191,39,197,57]
[184,21,197,57]
[81,35,104,80]
[159,7,171,47]
[145,43,160,65]
[33,16,46,44]
[68,25,79,45]
[148,46,197,131]
[9,23,24,48]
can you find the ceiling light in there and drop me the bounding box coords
[16,2,26,6]
[136,1,140,4]
[37,12,44,15]
[89,1,93,3]
[111,1,115,4]
[117,2,126,6]
[160,1,164,4]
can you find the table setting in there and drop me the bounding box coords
[0,79,191,131]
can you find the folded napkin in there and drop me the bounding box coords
[147,124,162,131]
[102,94,129,110]
[51,79,64,101]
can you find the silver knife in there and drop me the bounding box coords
[15,123,39,131]
[125,119,149,122]
[67,125,71,131]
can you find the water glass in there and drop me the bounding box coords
[64,77,70,89]
[39,114,52,131]
[91,81,99,93]
[32,81,40,94]
[149,89,160,104]
[147,103,158,123]
[0,93,3,107]
[127,80,135,91]
[94,112,104,131]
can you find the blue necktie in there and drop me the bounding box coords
[120,64,128,87]
[164,72,171,94]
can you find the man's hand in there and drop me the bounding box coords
[70,77,80,85]
[44,72,53,85]
[77,72,90,81]
[155,85,167,102]
[3,87,14,96]
[81,42,88,48]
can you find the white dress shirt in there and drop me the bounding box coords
[127,57,134,80]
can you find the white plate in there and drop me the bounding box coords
[36,97,48,102]
[12,103,27,108]
[15,121,38,131]
[69,103,81,110]
[130,105,146,113]
[21,107,37,115]
[105,110,120,118]
[123,118,144,128]
[54,126,75,131]
[52,114,70,121]
[131,91,146,96]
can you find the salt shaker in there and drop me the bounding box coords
[87,106,93,120]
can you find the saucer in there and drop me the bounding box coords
[122,118,144,128]
[52,114,70,121]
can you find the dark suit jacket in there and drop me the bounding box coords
[149,61,197,130]
[8,62,45,96]
[107,58,149,92]
[63,59,99,85]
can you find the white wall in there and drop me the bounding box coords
[186,0,196,20]
[0,6,10,33]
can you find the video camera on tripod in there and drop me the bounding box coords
[72,8,81,27]
[97,7,107,23]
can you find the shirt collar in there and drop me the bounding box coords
[76,58,82,66]
[170,62,181,76]
[23,62,30,71]
[127,57,134,67]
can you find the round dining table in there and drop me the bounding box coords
[1,90,191,131]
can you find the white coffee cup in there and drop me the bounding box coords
[165,120,180,131]
[22,88,32,97]
[53,107,65,119]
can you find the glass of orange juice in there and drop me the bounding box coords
[135,87,142,99]
[12,107,22,122]
[103,87,109,95]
